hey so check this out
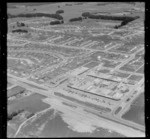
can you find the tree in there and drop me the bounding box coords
[81,12,91,19]
[56,10,64,14]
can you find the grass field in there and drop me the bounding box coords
[122,93,145,126]
[7,86,26,97]
[7,2,144,23]
[8,93,50,114]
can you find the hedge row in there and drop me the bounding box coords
[12,29,28,33]
[69,17,82,22]
[7,13,63,20]
[81,12,140,28]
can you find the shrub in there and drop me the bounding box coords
[17,22,25,27]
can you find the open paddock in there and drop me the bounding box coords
[122,93,145,126]
[7,86,26,98]
[8,93,50,114]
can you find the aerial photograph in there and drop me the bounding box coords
[7,2,145,137]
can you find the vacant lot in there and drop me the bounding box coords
[7,86,26,98]
[8,93,50,114]
[122,93,145,126]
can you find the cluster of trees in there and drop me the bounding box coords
[56,10,64,14]
[7,13,63,20]
[69,17,83,22]
[12,29,28,33]
[81,12,140,28]
[114,16,140,29]
[7,109,24,121]
[81,12,91,19]
[87,14,139,21]
[50,20,64,25]
[16,22,25,27]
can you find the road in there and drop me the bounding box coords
[8,74,145,137]
[7,26,145,137]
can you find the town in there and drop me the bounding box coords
[7,2,145,137]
